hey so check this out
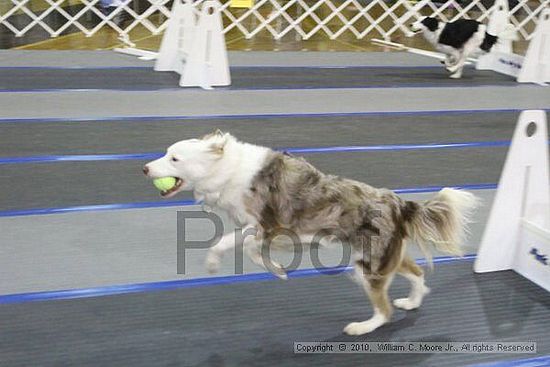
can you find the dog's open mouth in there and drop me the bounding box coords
[160,177,185,198]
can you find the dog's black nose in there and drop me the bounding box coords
[142,165,149,175]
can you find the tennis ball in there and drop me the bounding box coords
[153,177,176,191]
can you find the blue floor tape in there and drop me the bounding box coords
[0,255,476,304]
[0,183,497,218]
[0,141,513,165]
[469,355,550,367]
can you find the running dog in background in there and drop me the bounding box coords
[411,17,508,79]
[143,131,478,335]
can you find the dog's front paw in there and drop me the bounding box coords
[343,314,388,335]
[270,262,288,280]
[343,321,379,335]
[449,72,462,79]
[343,322,365,335]
[205,250,221,273]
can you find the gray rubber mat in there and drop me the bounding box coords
[0,66,516,91]
[0,111,519,157]
[0,50,438,68]
[0,148,506,211]
[1,261,548,367]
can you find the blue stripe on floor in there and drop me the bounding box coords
[0,199,197,217]
[0,183,497,218]
[0,255,476,304]
[0,141,512,165]
[468,355,550,367]
[0,108,539,124]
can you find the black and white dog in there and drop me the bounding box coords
[411,17,499,78]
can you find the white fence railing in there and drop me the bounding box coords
[1,0,548,44]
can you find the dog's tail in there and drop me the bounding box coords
[404,188,479,265]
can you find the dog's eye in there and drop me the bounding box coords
[171,157,179,162]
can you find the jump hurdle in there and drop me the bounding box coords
[115,0,231,90]
[475,110,550,292]
[154,0,197,75]
[476,1,550,86]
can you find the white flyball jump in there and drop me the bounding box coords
[518,8,550,85]
[116,0,230,89]
[477,2,550,86]
[154,0,197,75]
[475,110,550,292]
[179,1,231,89]
[156,0,230,89]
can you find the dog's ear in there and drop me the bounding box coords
[422,17,439,32]
[208,132,229,155]
[202,129,225,140]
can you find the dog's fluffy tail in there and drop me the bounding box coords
[405,188,479,265]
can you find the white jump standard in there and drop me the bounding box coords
[115,0,231,89]
[475,110,550,292]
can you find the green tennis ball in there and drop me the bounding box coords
[153,177,176,191]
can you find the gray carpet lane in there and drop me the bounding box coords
[0,111,520,157]
[0,50,439,68]
[0,148,506,211]
[1,261,548,367]
[0,66,516,91]
[1,87,548,121]
[0,191,493,295]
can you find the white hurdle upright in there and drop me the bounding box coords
[518,8,550,85]
[155,0,197,75]
[179,0,231,89]
[474,110,550,292]
[477,4,550,86]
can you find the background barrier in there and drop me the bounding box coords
[0,0,547,47]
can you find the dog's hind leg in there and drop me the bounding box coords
[344,233,406,336]
[393,256,430,310]
[344,265,395,336]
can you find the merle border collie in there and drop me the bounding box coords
[411,17,499,78]
[144,130,478,335]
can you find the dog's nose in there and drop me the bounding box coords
[142,165,149,175]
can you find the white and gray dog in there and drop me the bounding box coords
[144,131,478,335]
[411,17,501,78]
